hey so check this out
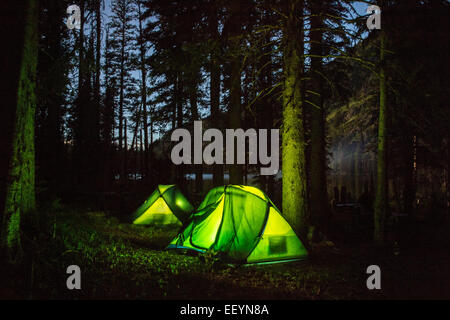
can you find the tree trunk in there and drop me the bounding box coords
[103,28,115,189]
[78,0,85,98]
[309,0,329,231]
[374,22,388,245]
[445,135,449,220]
[257,14,275,197]
[137,0,149,182]
[190,87,203,193]
[355,131,365,200]
[119,20,125,156]
[208,4,224,187]
[73,0,87,187]
[1,0,38,262]
[93,0,101,189]
[175,75,184,186]
[228,0,243,185]
[124,118,128,184]
[403,134,416,215]
[37,0,65,194]
[282,0,308,240]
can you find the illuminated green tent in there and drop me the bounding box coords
[168,185,308,264]
[132,185,194,226]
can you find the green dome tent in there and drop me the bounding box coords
[168,185,308,264]
[132,185,194,226]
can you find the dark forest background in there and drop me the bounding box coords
[0,0,448,299]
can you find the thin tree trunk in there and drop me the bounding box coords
[175,75,184,185]
[208,4,223,186]
[118,18,126,183]
[264,23,275,197]
[137,0,149,181]
[78,0,85,97]
[403,133,416,215]
[119,23,125,153]
[309,0,329,231]
[190,87,203,193]
[355,131,365,200]
[140,129,144,178]
[445,135,449,220]
[374,20,388,245]
[103,28,115,189]
[228,0,243,185]
[257,18,274,196]
[74,0,86,187]
[131,104,140,157]
[124,118,128,184]
[93,0,101,188]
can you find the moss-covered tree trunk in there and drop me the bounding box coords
[1,0,38,261]
[374,25,388,245]
[282,0,308,240]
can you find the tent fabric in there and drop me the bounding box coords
[168,185,308,263]
[132,185,194,226]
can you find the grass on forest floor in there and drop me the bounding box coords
[1,205,449,300]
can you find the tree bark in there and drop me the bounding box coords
[1,0,38,262]
[175,75,184,186]
[257,9,275,196]
[118,11,125,156]
[228,0,243,185]
[91,0,101,189]
[208,3,224,187]
[374,22,388,245]
[137,0,149,182]
[282,0,308,240]
[309,0,329,231]
[402,134,416,215]
[102,28,115,189]
[190,87,203,193]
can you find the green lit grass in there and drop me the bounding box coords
[0,206,448,299]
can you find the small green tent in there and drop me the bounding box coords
[168,185,308,264]
[132,185,194,226]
